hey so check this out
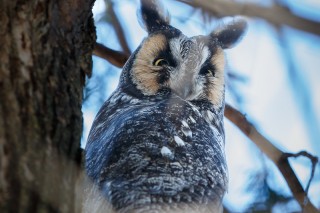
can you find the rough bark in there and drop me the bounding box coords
[0,0,95,212]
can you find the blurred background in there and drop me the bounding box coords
[82,0,320,212]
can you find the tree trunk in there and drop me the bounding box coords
[0,0,95,212]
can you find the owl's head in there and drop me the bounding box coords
[119,0,247,107]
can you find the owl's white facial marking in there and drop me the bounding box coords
[168,37,204,99]
[166,35,225,106]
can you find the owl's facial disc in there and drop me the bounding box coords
[131,33,225,106]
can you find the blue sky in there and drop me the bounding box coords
[84,0,320,211]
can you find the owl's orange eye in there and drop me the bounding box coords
[154,58,168,66]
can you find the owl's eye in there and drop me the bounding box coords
[207,69,214,76]
[199,65,215,76]
[153,58,169,66]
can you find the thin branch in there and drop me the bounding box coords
[92,42,319,212]
[282,151,318,202]
[224,104,319,213]
[224,105,283,162]
[105,0,131,54]
[177,0,320,36]
[93,42,129,68]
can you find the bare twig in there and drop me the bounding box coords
[93,42,129,68]
[282,151,318,202]
[177,0,320,36]
[225,105,319,213]
[224,105,283,162]
[105,0,131,54]
[92,42,319,212]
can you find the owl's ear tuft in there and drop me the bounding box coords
[211,19,247,49]
[139,0,171,34]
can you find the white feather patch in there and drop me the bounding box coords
[174,135,185,146]
[161,146,174,159]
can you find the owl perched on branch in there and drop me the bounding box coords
[85,0,247,212]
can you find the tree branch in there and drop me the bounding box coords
[224,104,319,213]
[177,0,320,36]
[282,151,318,201]
[93,42,129,68]
[105,0,131,54]
[92,42,319,212]
[224,105,283,162]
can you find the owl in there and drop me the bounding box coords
[85,0,246,212]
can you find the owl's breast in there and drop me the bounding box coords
[85,93,227,212]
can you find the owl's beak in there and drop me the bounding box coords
[180,82,194,100]
[170,73,195,100]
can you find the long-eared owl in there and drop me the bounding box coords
[85,0,247,212]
